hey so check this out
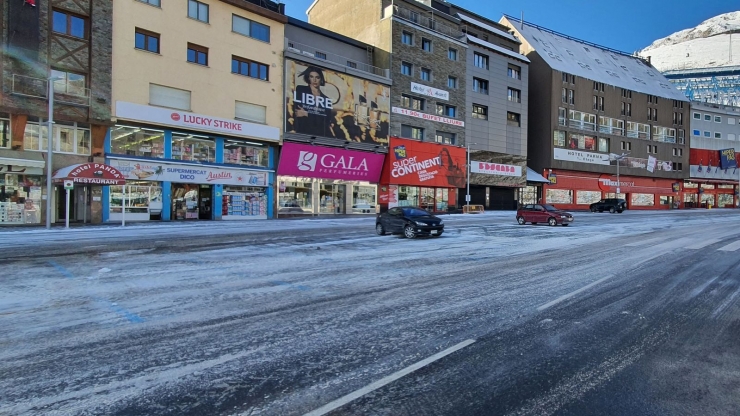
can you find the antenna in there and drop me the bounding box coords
[520,11,523,29]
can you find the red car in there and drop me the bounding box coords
[516,204,574,226]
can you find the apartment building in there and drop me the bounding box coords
[502,16,690,211]
[106,0,286,222]
[1,0,112,225]
[685,102,740,208]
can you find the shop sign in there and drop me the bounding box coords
[672,182,681,192]
[548,172,557,184]
[116,101,279,142]
[108,159,268,186]
[410,82,449,101]
[554,148,610,165]
[597,174,635,192]
[53,163,127,185]
[381,137,467,187]
[0,165,44,176]
[277,142,385,182]
[285,60,390,145]
[719,148,738,169]
[391,107,465,127]
[471,161,522,177]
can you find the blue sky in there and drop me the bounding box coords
[281,0,738,53]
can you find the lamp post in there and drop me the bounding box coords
[608,152,629,196]
[465,141,478,212]
[45,77,60,230]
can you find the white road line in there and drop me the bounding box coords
[625,237,664,247]
[686,238,721,250]
[537,275,613,311]
[718,240,740,252]
[303,339,476,416]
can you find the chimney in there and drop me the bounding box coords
[278,2,285,15]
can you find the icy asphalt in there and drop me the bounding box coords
[0,210,739,416]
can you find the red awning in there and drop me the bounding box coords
[52,163,127,185]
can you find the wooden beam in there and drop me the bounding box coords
[10,113,27,150]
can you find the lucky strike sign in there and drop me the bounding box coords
[277,142,385,182]
[381,137,467,187]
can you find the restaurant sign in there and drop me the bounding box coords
[410,82,450,101]
[554,148,610,165]
[471,161,522,177]
[53,163,127,185]
[391,107,464,127]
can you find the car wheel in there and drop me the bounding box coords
[517,216,526,225]
[590,207,597,212]
[609,207,616,213]
[375,223,386,236]
[548,217,557,226]
[403,225,417,239]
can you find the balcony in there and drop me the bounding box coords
[568,119,596,132]
[391,5,464,40]
[285,39,390,79]
[11,74,91,106]
[652,134,677,143]
[598,125,624,136]
[626,130,649,140]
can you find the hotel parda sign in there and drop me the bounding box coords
[554,148,610,165]
[391,107,464,127]
[410,82,450,101]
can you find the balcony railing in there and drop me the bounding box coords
[558,116,567,126]
[652,134,677,143]
[598,125,624,136]
[11,74,91,106]
[568,119,596,132]
[391,6,464,40]
[285,39,390,78]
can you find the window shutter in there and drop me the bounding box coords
[149,84,191,111]
[235,101,266,123]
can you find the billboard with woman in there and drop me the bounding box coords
[285,59,391,146]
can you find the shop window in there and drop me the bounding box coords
[0,174,43,224]
[718,194,734,207]
[109,182,163,218]
[0,117,9,148]
[576,190,602,205]
[546,189,572,204]
[172,133,215,162]
[569,133,596,150]
[397,186,419,207]
[223,186,267,217]
[109,125,165,158]
[23,121,89,155]
[631,193,655,206]
[278,180,312,214]
[223,141,268,167]
[352,185,376,214]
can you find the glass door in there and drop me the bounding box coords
[319,184,346,214]
[420,187,435,211]
[435,188,449,212]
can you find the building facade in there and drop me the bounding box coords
[278,17,391,216]
[1,0,112,225]
[105,0,285,222]
[686,102,740,208]
[502,16,691,211]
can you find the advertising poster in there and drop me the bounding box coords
[719,148,738,169]
[108,159,268,186]
[285,60,391,146]
[277,142,385,182]
[381,137,467,188]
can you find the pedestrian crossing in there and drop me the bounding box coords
[625,233,740,252]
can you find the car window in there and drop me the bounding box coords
[388,208,402,216]
[534,204,544,211]
[542,204,558,211]
[402,207,430,217]
[524,204,533,210]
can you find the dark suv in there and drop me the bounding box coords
[590,198,627,213]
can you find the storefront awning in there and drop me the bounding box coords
[526,167,550,183]
[0,151,45,169]
[52,163,127,185]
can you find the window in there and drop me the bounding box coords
[420,68,431,81]
[621,141,631,151]
[187,43,208,66]
[135,28,160,53]
[474,52,489,69]
[693,129,701,136]
[401,62,413,76]
[508,64,521,80]
[598,137,609,152]
[626,103,632,117]
[621,89,632,98]
[149,84,191,110]
[678,129,685,144]
[593,95,598,111]
[562,73,569,83]
[652,108,658,122]
[24,121,90,155]
[672,162,683,171]
[704,114,711,121]
[568,133,596,150]
[435,131,455,144]
[172,133,215,162]
[231,56,269,81]
[401,124,423,140]
[562,88,567,103]
[507,112,521,127]
[223,141,268,167]
[402,31,413,45]
[704,131,711,137]
[447,76,457,88]
[715,116,722,123]
[729,118,736,125]
[473,78,488,94]
[715,132,722,139]
[401,94,424,110]
[346,61,357,69]
[553,130,566,147]
[729,133,736,141]
[50,69,86,96]
[569,110,597,131]
[599,96,604,111]
[558,107,567,126]
[0,117,8,149]
[52,10,86,39]
[448,48,458,60]
[314,51,327,60]
[626,121,649,139]
[472,104,488,120]
[232,15,270,42]
[647,145,657,154]
[436,104,456,117]
[598,116,624,135]
[568,89,574,105]
[421,38,432,52]
[235,101,266,124]
[508,88,521,103]
[672,148,683,156]
[109,125,165,158]
[693,112,701,119]
[188,0,209,23]
[137,0,160,5]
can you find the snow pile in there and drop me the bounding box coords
[638,11,740,72]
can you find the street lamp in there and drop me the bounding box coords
[45,76,61,230]
[606,152,629,195]
[465,141,478,212]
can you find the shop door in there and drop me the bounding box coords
[172,184,199,220]
[435,188,449,212]
[320,184,346,214]
[56,186,76,223]
[75,186,90,222]
[199,185,212,220]
[489,188,516,210]
[420,187,435,211]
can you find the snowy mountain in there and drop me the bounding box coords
[638,11,740,72]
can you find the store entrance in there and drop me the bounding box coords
[320,184,345,214]
[172,183,212,220]
[56,185,80,223]
[199,185,212,220]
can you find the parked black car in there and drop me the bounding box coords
[590,198,627,213]
[376,207,444,238]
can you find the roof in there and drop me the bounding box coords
[466,35,530,63]
[457,13,520,44]
[503,16,688,102]
[526,167,550,183]
[287,17,372,50]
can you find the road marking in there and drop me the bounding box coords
[718,240,740,252]
[303,339,476,416]
[537,275,613,311]
[686,238,721,250]
[625,237,664,247]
